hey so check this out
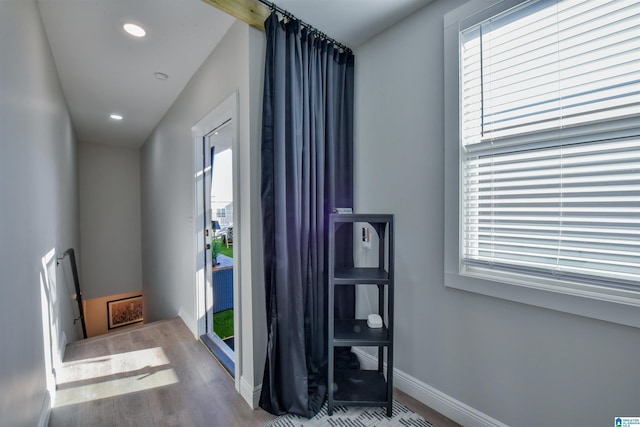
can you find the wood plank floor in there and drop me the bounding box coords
[49,317,460,427]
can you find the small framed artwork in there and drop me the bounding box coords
[107,295,143,329]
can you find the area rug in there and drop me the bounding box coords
[264,400,435,427]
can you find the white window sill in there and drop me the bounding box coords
[445,268,640,329]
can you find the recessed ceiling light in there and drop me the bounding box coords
[123,23,146,37]
[154,72,169,81]
[110,114,123,120]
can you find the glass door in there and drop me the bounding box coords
[201,120,235,376]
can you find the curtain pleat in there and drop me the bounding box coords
[259,12,355,418]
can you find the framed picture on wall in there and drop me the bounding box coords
[107,295,143,329]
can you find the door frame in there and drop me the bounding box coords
[192,92,241,392]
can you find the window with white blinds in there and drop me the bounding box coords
[459,0,640,291]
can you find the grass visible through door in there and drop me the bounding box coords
[213,309,233,339]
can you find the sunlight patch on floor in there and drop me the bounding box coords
[53,346,178,407]
[54,367,179,406]
[56,346,170,385]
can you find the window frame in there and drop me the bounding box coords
[444,0,640,329]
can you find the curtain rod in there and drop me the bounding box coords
[256,0,353,54]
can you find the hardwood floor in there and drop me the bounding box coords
[49,318,460,427]
[49,318,274,427]
[394,389,461,427]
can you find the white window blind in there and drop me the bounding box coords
[460,0,640,290]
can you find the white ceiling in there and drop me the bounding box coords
[276,0,432,48]
[37,0,431,149]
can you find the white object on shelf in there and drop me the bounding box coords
[333,207,353,214]
[367,313,383,328]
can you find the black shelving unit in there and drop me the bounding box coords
[328,213,394,417]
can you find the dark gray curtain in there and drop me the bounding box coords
[260,12,356,418]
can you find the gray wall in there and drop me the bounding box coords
[140,19,267,406]
[353,1,640,426]
[0,0,81,425]
[78,143,142,299]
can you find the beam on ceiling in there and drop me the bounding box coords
[201,0,270,31]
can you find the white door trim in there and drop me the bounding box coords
[192,91,241,393]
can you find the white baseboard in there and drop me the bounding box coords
[38,391,51,427]
[178,311,198,339]
[240,376,262,409]
[352,348,508,427]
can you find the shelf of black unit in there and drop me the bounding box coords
[330,213,392,223]
[332,369,388,406]
[332,319,389,346]
[333,267,389,284]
